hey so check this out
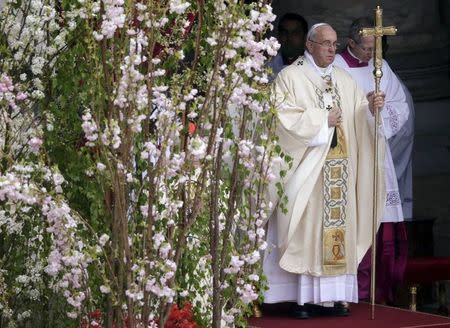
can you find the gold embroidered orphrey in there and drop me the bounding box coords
[321,76,349,275]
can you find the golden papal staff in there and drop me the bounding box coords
[359,6,397,320]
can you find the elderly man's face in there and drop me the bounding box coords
[349,35,375,63]
[278,19,306,64]
[306,26,338,68]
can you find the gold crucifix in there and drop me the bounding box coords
[360,6,397,94]
[359,6,397,320]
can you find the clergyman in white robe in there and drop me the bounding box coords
[334,46,410,302]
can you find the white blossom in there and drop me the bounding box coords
[100,285,111,294]
[169,0,190,14]
[96,162,106,171]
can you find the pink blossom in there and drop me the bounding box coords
[16,92,28,100]
[29,137,43,154]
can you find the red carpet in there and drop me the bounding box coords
[248,303,450,328]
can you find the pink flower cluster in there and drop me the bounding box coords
[0,165,90,318]
[0,74,28,110]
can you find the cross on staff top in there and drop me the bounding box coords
[359,5,397,91]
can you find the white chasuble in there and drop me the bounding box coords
[264,55,385,304]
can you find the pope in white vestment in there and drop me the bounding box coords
[264,23,386,307]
